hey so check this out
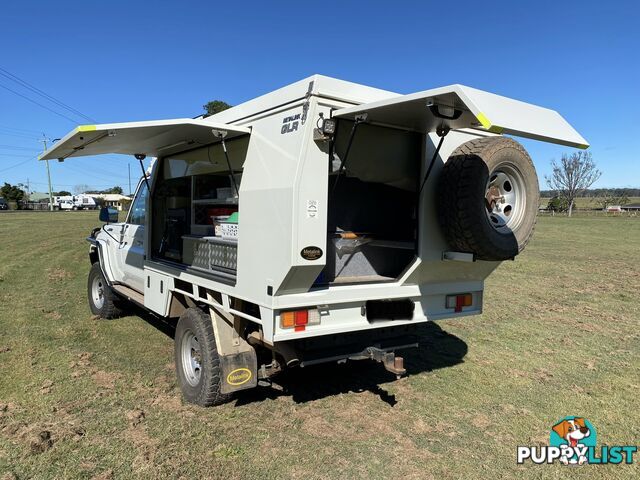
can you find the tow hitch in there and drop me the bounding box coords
[352,347,406,379]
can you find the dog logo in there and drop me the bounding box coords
[518,416,637,465]
[550,417,595,465]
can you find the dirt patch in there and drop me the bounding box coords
[121,414,160,474]
[92,370,119,390]
[90,469,114,480]
[46,267,72,281]
[70,352,94,379]
[77,352,92,365]
[126,409,146,427]
[532,368,554,382]
[40,379,54,395]
[150,391,185,413]
[0,403,17,419]
[0,403,86,456]
[471,414,492,429]
[0,346,10,353]
[46,311,62,320]
[28,430,54,454]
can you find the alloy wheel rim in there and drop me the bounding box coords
[484,164,526,233]
[181,330,202,387]
[91,276,105,309]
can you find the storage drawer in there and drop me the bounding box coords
[183,236,238,272]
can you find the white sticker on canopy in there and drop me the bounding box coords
[306,199,319,218]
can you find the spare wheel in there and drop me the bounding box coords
[437,136,539,261]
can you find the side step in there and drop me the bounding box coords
[112,284,144,307]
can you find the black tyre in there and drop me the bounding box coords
[87,262,122,318]
[174,308,232,407]
[437,136,539,261]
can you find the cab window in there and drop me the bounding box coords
[128,182,148,225]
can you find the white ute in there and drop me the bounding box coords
[41,75,588,406]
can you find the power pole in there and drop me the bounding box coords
[41,135,54,211]
[128,163,131,196]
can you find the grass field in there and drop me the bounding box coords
[1,212,639,479]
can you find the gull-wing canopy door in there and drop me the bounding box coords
[39,118,251,161]
[334,84,588,149]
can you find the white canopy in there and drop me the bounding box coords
[334,84,588,149]
[39,118,251,161]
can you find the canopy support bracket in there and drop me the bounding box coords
[212,129,240,198]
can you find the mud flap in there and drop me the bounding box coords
[208,300,259,394]
[219,349,258,394]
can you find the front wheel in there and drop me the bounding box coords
[87,263,122,318]
[174,308,232,407]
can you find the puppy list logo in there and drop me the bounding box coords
[517,416,637,465]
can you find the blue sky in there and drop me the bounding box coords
[1,0,638,194]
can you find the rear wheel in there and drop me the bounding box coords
[87,262,122,318]
[437,136,539,260]
[174,308,232,407]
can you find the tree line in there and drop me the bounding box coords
[540,188,640,198]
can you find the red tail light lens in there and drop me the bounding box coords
[280,308,320,331]
[446,293,473,312]
[294,310,308,326]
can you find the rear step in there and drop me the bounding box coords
[112,284,144,307]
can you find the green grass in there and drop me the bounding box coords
[1,212,639,479]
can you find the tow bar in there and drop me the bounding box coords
[353,347,407,379]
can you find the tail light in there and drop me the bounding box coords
[446,293,473,313]
[280,308,321,331]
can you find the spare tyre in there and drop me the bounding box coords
[437,136,539,261]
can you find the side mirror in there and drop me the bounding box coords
[99,206,119,223]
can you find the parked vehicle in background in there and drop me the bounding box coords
[52,194,98,210]
[41,75,589,407]
[605,205,623,213]
[0,197,8,210]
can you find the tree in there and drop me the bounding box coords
[86,186,123,195]
[74,184,92,194]
[547,196,569,212]
[203,100,232,116]
[545,151,601,217]
[596,190,629,209]
[0,182,26,202]
[53,190,72,196]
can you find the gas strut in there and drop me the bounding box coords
[418,124,450,196]
[212,129,240,198]
[331,113,368,195]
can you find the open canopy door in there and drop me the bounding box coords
[334,84,588,149]
[39,118,251,161]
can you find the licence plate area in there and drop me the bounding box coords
[365,299,415,321]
